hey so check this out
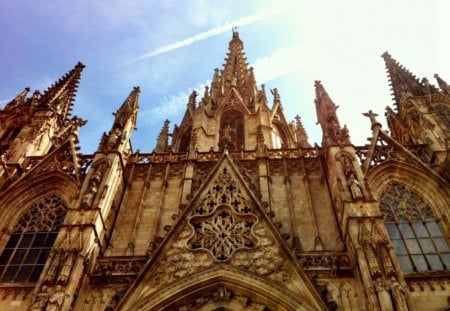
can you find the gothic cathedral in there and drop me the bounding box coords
[0,31,449,311]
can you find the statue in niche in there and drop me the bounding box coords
[107,128,122,149]
[31,286,50,311]
[57,252,74,284]
[81,170,102,208]
[390,276,408,311]
[374,278,394,311]
[219,125,235,150]
[326,116,340,142]
[45,286,66,311]
[348,174,363,200]
[45,252,61,284]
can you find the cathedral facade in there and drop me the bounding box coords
[0,31,449,310]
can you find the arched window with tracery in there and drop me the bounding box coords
[219,110,244,151]
[0,195,67,283]
[380,183,450,272]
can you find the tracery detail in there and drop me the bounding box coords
[0,195,68,283]
[189,206,257,261]
[380,183,450,272]
[188,167,258,261]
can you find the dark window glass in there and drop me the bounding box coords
[381,183,450,273]
[412,222,428,237]
[0,196,67,283]
[391,239,408,255]
[386,223,401,239]
[397,255,413,272]
[411,255,428,271]
[32,233,48,247]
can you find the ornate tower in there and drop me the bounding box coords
[169,29,303,154]
[382,52,450,180]
[0,63,85,188]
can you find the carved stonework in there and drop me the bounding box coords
[144,220,285,295]
[175,285,271,311]
[91,256,147,283]
[188,206,258,261]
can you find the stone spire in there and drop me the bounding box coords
[206,29,258,110]
[222,29,249,89]
[381,52,425,110]
[38,62,85,124]
[99,87,140,153]
[155,119,170,153]
[434,73,450,95]
[314,80,350,146]
[113,86,140,129]
[294,115,310,148]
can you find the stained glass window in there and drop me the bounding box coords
[380,183,450,272]
[0,195,67,283]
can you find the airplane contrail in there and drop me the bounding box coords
[122,4,286,65]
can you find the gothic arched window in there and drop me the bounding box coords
[219,110,244,151]
[0,195,67,283]
[178,126,192,153]
[271,123,287,149]
[380,183,450,272]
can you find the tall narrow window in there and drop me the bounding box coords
[380,183,450,272]
[0,195,67,283]
[178,126,192,153]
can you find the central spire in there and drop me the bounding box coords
[222,29,247,87]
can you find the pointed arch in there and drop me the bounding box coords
[124,266,318,311]
[0,195,68,283]
[177,124,193,152]
[0,171,78,245]
[369,161,450,273]
[271,121,288,148]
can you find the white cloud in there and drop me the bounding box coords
[252,45,302,83]
[140,81,210,122]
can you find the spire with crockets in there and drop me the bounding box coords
[314,80,350,146]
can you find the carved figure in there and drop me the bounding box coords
[31,286,50,311]
[390,276,408,311]
[348,174,363,199]
[107,128,122,149]
[45,252,61,283]
[45,286,65,311]
[374,278,394,311]
[81,170,102,208]
[57,252,74,284]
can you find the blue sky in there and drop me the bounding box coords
[1,0,449,153]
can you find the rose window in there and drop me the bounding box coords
[188,205,258,261]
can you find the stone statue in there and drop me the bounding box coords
[45,286,65,311]
[348,174,363,199]
[374,278,394,311]
[45,252,61,283]
[390,276,408,311]
[81,170,102,208]
[30,286,50,311]
[57,252,74,284]
[107,128,122,149]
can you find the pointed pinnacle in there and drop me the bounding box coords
[434,73,450,94]
[114,86,140,128]
[381,52,424,106]
[39,62,85,120]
